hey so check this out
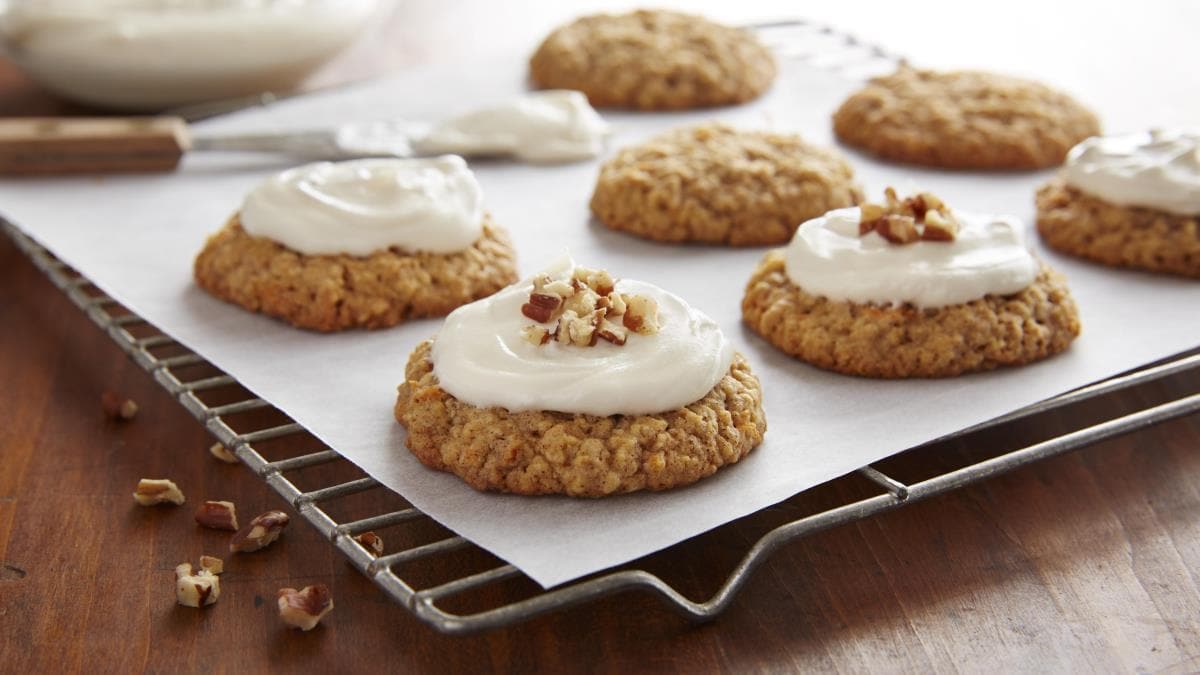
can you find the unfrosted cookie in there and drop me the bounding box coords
[742,189,1081,378]
[1036,180,1199,278]
[194,215,518,332]
[832,67,1100,170]
[395,341,765,497]
[529,10,776,110]
[590,123,863,246]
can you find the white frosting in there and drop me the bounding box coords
[1063,129,1200,215]
[784,207,1039,308]
[414,90,609,163]
[240,156,483,256]
[431,258,734,416]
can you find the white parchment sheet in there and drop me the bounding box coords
[2,54,1197,588]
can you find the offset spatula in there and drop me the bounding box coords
[0,116,440,175]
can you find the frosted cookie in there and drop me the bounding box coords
[529,10,775,110]
[832,67,1100,170]
[194,157,518,331]
[1036,129,1200,278]
[742,189,1081,378]
[394,258,766,497]
[591,123,863,246]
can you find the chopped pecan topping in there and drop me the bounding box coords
[875,214,920,244]
[133,478,185,506]
[230,510,289,553]
[277,585,334,631]
[520,266,659,348]
[195,500,239,531]
[858,188,960,245]
[596,318,628,346]
[921,207,959,241]
[521,325,552,345]
[521,292,563,322]
[622,294,659,335]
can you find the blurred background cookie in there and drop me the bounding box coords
[833,67,1100,170]
[529,9,775,110]
[591,123,862,246]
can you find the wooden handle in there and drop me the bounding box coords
[0,116,191,175]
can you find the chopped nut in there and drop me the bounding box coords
[883,186,900,208]
[195,500,239,531]
[208,442,238,464]
[572,267,615,296]
[622,294,660,335]
[563,287,601,317]
[521,325,552,345]
[918,191,944,212]
[230,510,289,553]
[902,193,928,219]
[554,310,598,347]
[875,214,920,244]
[596,319,628,346]
[277,585,333,631]
[607,292,627,316]
[859,187,959,244]
[354,532,384,557]
[523,268,660,348]
[858,202,885,235]
[199,555,224,575]
[101,391,138,421]
[133,479,185,506]
[922,208,960,242]
[175,563,220,608]
[533,274,575,299]
[521,293,563,323]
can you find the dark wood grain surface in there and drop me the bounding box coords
[2,2,1199,672]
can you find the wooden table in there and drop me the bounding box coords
[2,2,1199,671]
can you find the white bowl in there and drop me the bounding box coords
[0,0,383,110]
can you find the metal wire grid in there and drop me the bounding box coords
[8,219,1200,634]
[7,20,1200,634]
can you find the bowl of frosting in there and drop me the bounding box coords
[0,0,383,110]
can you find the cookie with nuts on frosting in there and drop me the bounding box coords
[742,189,1081,378]
[832,67,1100,170]
[529,10,775,110]
[394,260,766,497]
[591,123,863,246]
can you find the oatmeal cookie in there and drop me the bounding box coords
[394,341,766,497]
[591,123,863,246]
[529,10,776,110]
[1036,178,1200,278]
[832,67,1100,170]
[194,214,518,331]
[741,250,1080,378]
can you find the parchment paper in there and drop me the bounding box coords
[2,53,1197,588]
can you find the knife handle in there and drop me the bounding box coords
[0,117,191,175]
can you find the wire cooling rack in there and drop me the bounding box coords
[6,21,1200,634]
[9,215,1200,634]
